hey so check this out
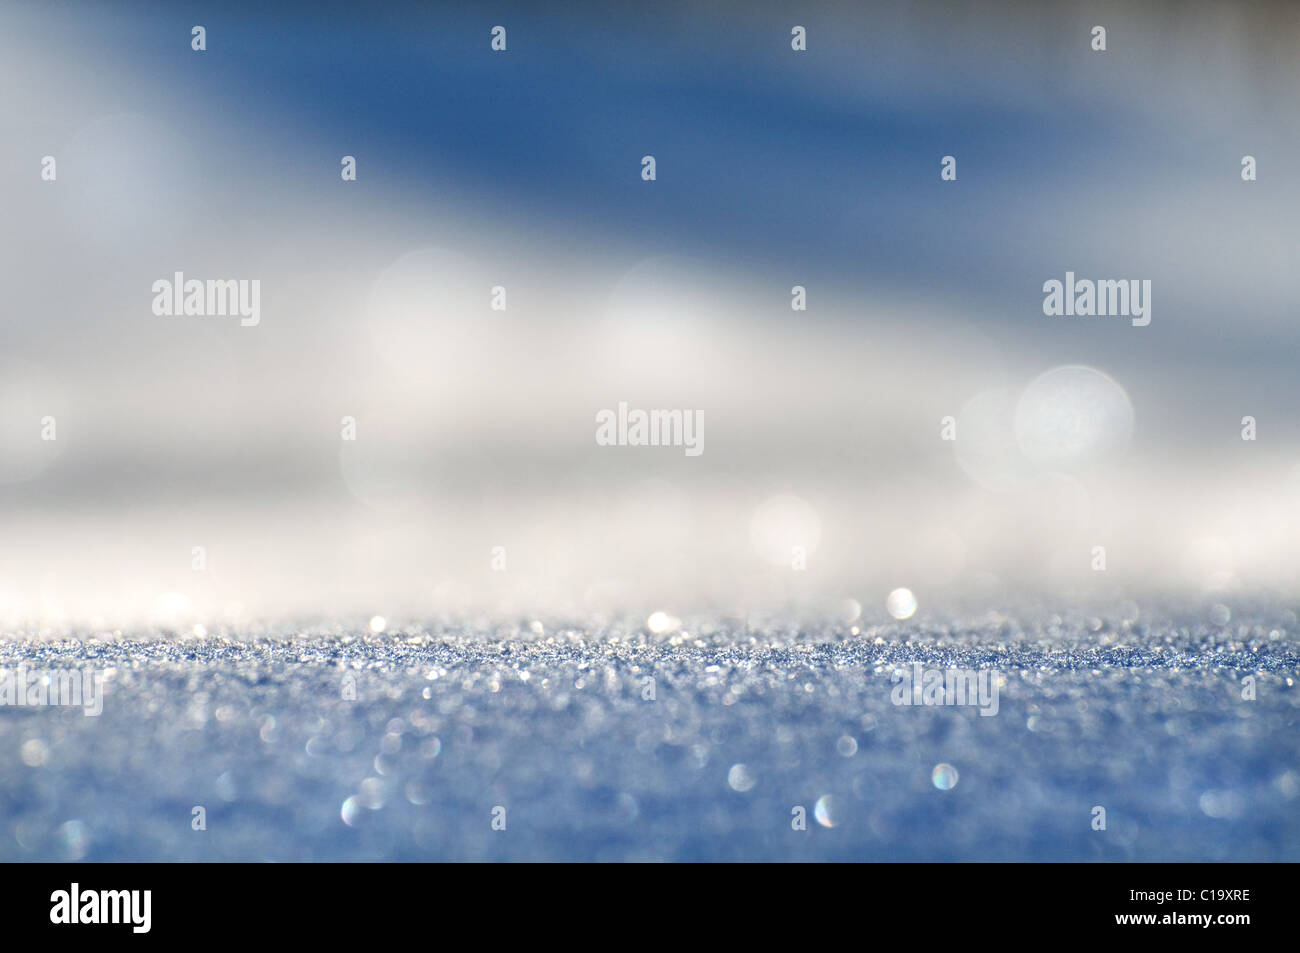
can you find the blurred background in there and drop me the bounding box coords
[1,0,1299,627]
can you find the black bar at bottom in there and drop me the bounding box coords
[6,862,1287,941]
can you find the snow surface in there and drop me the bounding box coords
[2,609,1296,861]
